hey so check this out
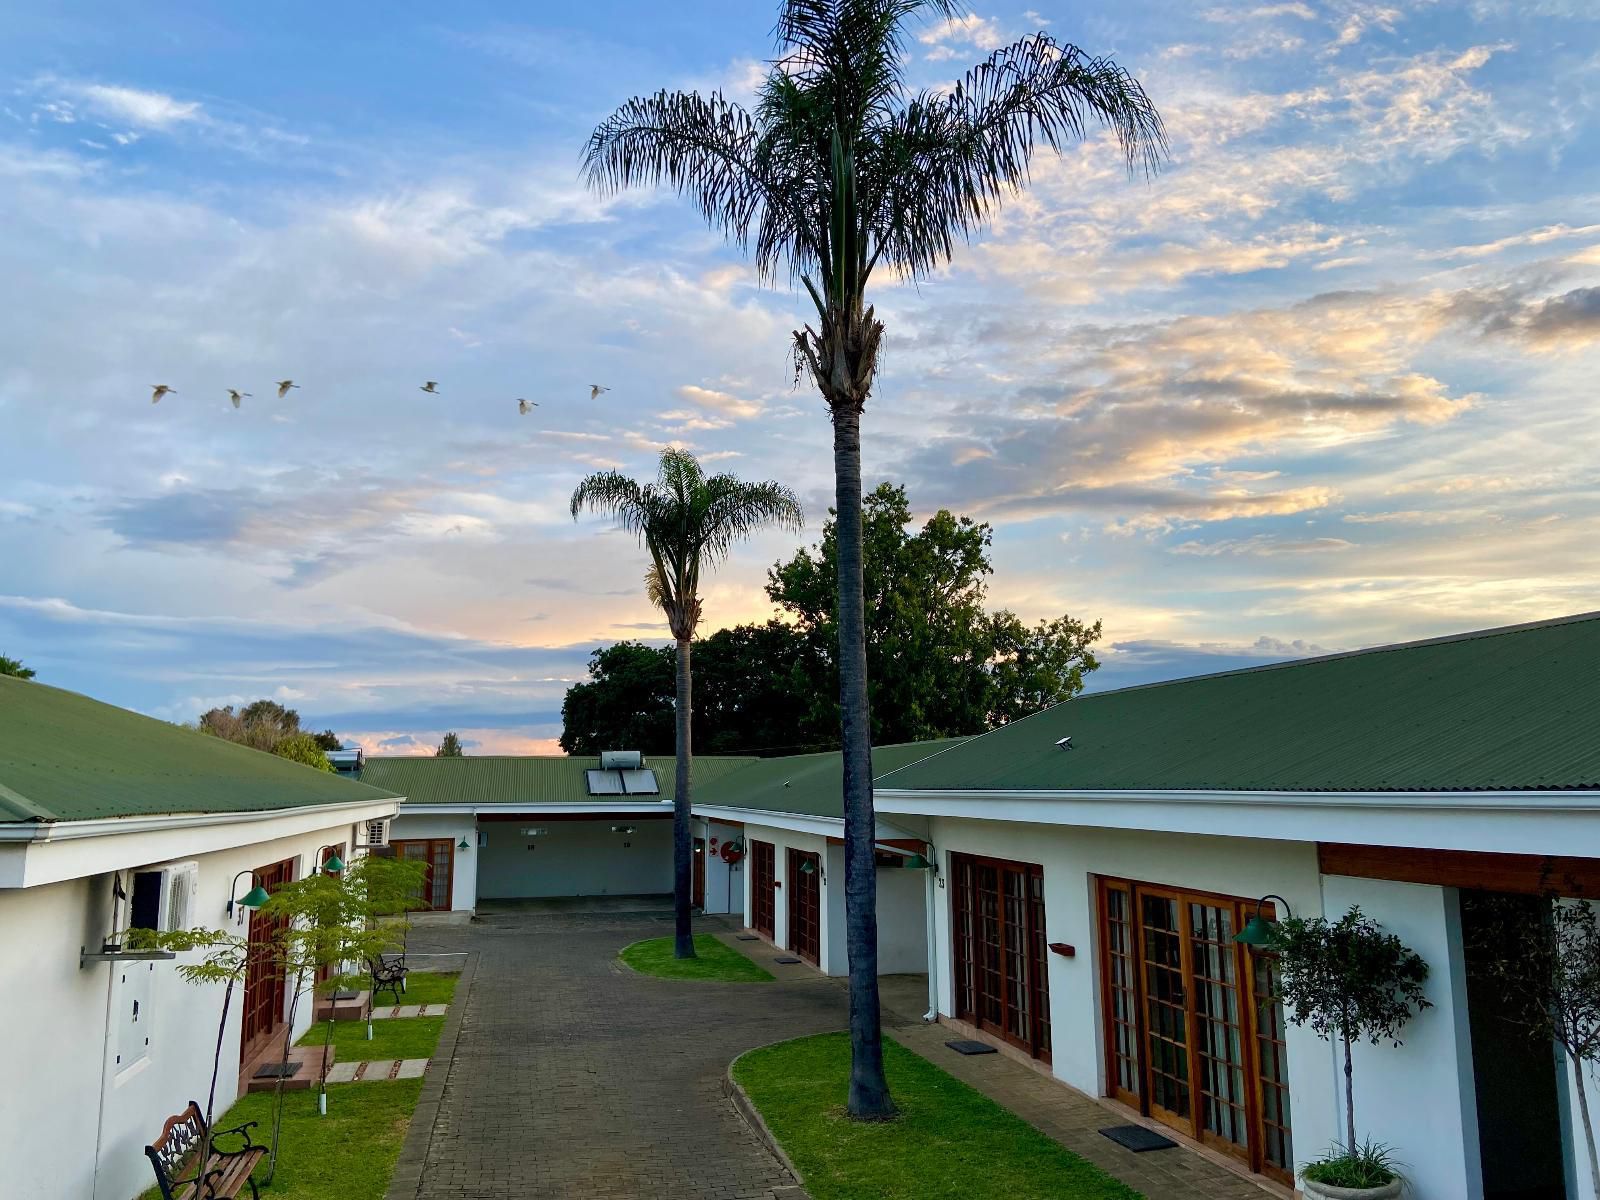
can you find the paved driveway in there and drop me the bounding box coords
[389,910,847,1199]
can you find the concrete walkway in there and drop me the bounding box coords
[389,910,1281,1200]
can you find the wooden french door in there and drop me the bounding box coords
[240,856,296,1064]
[787,849,821,965]
[950,853,1051,1061]
[750,840,776,939]
[692,838,706,909]
[391,838,454,911]
[1097,878,1294,1186]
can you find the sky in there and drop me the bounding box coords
[1,1,1597,756]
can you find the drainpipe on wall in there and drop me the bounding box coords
[923,846,939,1023]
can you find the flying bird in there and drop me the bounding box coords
[275,380,299,398]
[150,385,175,404]
[518,399,538,414]
[420,381,439,394]
[589,384,610,400]
[227,389,251,409]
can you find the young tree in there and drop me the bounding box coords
[1467,897,1600,1187]
[435,731,465,757]
[272,732,335,772]
[572,449,803,958]
[586,0,1163,1118]
[1272,906,1432,1157]
[0,654,35,679]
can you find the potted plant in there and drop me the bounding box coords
[1270,905,1431,1198]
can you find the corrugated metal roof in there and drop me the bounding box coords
[0,677,399,823]
[877,612,1600,794]
[693,739,968,819]
[363,753,758,807]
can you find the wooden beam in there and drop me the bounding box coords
[1318,843,1600,897]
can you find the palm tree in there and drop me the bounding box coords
[571,448,804,958]
[585,0,1164,1118]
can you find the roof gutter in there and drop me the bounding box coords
[874,787,1600,814]
[691,803,922,841]
[0,794,404,844]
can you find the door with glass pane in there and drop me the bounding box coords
[750,840,776,939]
[391,838,453,911]
[787,848,821,965]
[1096,878,1293,1185]
[951,853,1051,1061]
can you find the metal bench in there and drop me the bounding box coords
[145,1100,264,1200]
[367,950,408,1003]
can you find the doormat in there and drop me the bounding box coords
[253,1061,303,1079]
[944,1039,998,1056]
[1099,1125,1177,1153]
[773,956,802,964]
[736,935,759,941]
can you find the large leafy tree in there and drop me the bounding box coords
[587,0,1163,1116]
[769,483,1100,740]
[560,641,678,756]
[572,449,803,958]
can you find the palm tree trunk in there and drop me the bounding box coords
[832,403,894,1120]
[673,637,696,959]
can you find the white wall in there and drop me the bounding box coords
[741,822,927,977]
[475,818,672,898]
[0,819,371,1200]
[387,813,478,911]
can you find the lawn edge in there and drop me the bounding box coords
[725,1038,830,1191]
[382,949,478,1200]
[616,935,776,983]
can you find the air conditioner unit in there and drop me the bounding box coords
[130,862,198,933]
[362,818,390,848]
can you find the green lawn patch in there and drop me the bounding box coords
[393,970,459,1007]
[140,1078,422,1200]
[619,934,774,982]
[733,1032,1144,1200]
[298,1015,444,1061]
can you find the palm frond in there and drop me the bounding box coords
[570,470,649,536]
[698,478,806,564]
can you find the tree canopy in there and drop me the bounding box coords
[198,699,341,762]
[560,484,1101,755]
[0,654,35,680]
[436,731,465,757]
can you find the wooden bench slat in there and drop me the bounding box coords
[169,1145,264,1199]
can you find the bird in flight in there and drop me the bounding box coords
[151,385,175,404]
[420,381,439,394]
[518,399,538,414]
[227,389,251,409]
[589,384,610,400]
[275,380,299,398]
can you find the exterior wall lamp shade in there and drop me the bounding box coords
[322,853,345,873]
[239,885,271,909]
[1234,894,1292,946]
[800,858,816,875]
[903,854,931,870]
[457,837,471,851]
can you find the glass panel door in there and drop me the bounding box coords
[1100,881,1141,1105]
[1139,891,1192,1127]
[1190,901,1249,1161]
[1252,952,1295,1184]
[950,853,1051,1061]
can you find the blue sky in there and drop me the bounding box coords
[2,1,1597,754]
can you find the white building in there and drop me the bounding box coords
[874,612,1600,1200]
[371,751,756,910]
[690,740,962,977]
[0,676,400,1200]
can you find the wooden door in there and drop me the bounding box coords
[1097,878,1293,1185]
[692,838,706,909]
[392,838,454,911]
[750,840,776,939]
[787,849,821,965]
[240,857,295,1064]
[950,853,1051,1061]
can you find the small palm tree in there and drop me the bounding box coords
[586,0,1164,1117]
[572,448,803,958]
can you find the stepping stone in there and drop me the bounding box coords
[394,1058,429,1079]
[773,956,802,965]
[1099,1124,1177,1152]
[324,1061,360,1084]
[356,1060,397,1081]
[945,1039,998,1056]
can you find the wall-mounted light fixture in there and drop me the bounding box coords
[1234,894,1292,947]
[610,825,636,835]
[316,844,345,874]
[457,836,471,851]
[227,870,270,923]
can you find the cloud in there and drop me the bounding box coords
[1451,283,1600,348]
[1426,223,1600,261]
[73,83,202,129]
[675,384,761,420]
[918,13,1008,61]
[1169,535,1356,556]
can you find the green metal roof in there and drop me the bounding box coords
[364,753,758,807]
[693,739,967,819]
[0,677,400,823]
[877,613,1600,794]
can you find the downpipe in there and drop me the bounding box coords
[923,847,938,1023]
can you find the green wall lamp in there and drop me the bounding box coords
[228,870,271,922]
[1234,894,1292,947]
[457,836,471,851]
[903,854,931,870]
[317,844,345,874]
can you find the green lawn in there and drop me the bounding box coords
[140,1079,421,1200]
[619,934,775,982]
[734,1032,1144,1200]
[392,970,459,1007]
[298,1014,444,1061]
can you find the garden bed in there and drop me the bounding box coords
[732,1032,1144,1200]
[619,934,774,982]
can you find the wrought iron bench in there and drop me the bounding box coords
[367,950,408,1003]
[145,1100,264,1199]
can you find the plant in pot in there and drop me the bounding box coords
[1270,905,1431,1199]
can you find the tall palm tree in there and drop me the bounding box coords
[585,0,1164,1117]
[572,448,804,958]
